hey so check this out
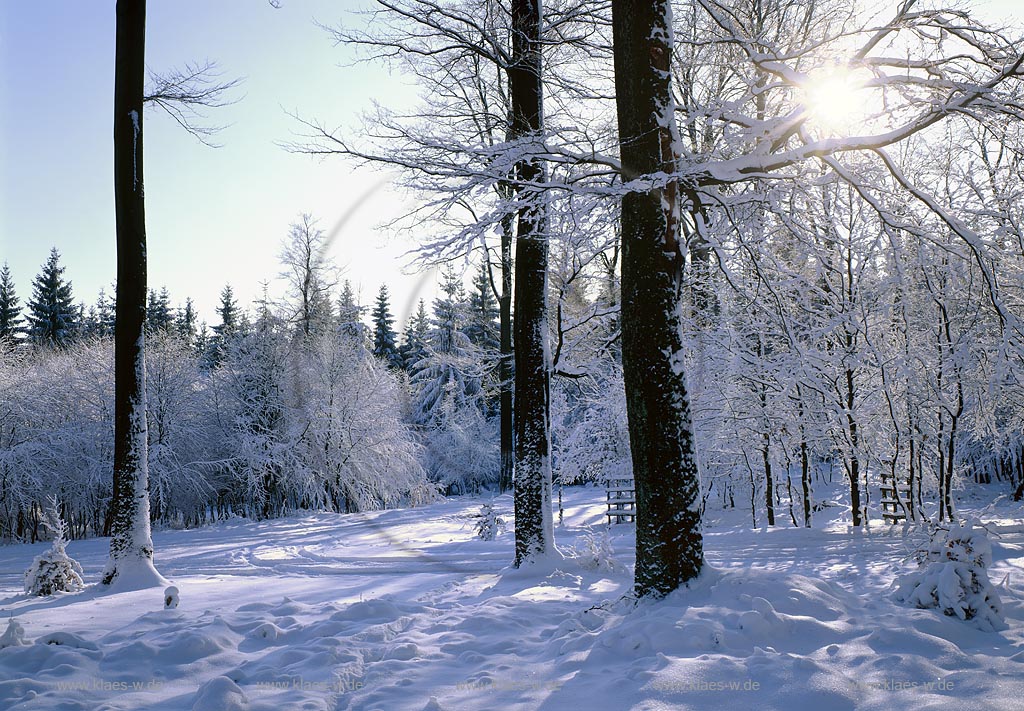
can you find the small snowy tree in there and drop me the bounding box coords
[474,502,505,541]
[567,526,624,573]
[24,502,84,596]
[894,520,1004,631]
[0,618,28,649]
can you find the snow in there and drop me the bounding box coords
[0,487,1022,710]
[129,109,140,190]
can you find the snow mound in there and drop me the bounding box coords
[34,632,98,650]
[192,675,249,711]
[101,557,170,593]
[164,585,180,609]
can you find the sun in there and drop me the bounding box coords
[801,67,870,133]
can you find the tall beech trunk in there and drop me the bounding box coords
[499,206,515,494]
[509,0,553,566]
[105,0,159,586]
[612,0,703,597]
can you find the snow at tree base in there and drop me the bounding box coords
[1,487,1023,710]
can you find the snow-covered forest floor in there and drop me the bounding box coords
[1,486,1023,711]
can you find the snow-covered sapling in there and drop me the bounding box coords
[23,502,84,596]
[164,585,180,609]
[0,618,29,649]
[474,502,505,541]
[567,526,625,573]
[893,519,1004,631]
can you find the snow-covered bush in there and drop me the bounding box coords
[0,618,28,649]
[23,503,84,596]
[421,384,500,494]
[474,502,505,541]
[893,519,1004,631]
[567,526,625,573]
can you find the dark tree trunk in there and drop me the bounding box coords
[797,387,812,527]
[762,432,775,527]
[612,0,703,597]
[845,363,863,526]
[499,208,514,494]
[105,0,159,586]
[509,0,553,566]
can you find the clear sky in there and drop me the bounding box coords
[1,0,439,330]
[1,1,1021,330]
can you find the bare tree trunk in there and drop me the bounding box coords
[105,0,162,588]
[612,0,703,597]
[499,208,514,494]
[510,0,553,566]
[797,386,812,527]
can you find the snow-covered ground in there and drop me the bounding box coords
[1,486,1023,710]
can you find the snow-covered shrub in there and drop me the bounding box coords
[298,332,437,511]
[23,503,84,596]
[474,502,505,541]
[421,384,500,494]
[893,519,1004,631]
[0,618,28,649]
[567,526,625,573]
[145,332,217,522]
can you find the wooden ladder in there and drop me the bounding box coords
[879,471,911,524]
[605,477,636,524]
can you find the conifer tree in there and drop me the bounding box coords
[214,284,239,338]
[26,248,76,347]
[432,266,468,354]
[209,284,240,365]
[175,297,198,344]
[371,284,402,369]
[466,260,500,351]
[95,286,117,337]
[0,263,24,341]
[337,280,366,343]
[399,299,430,371]
[146,287,173,332]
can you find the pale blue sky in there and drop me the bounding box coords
[1,0,435,328]
[1,1,1021,328]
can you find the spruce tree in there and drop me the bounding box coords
[95,286,116,337]
[465,260,500,351]
[432,265,467,354]
[146,287,173,332]
[0,263,24,340]
[209,284,240,365]
[214,284,239,338]
[337,280,366,343]
[399,299,430,370]
[175,297,198,344]
[26,248,76,346]
[371,284,402,369]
